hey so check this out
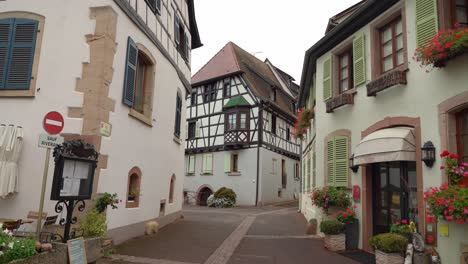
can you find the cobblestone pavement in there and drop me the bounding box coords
[99,202,359,264]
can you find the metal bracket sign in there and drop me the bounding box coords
[38,133,64,149]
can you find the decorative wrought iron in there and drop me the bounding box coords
[55,199,86,242]
[53,140,99,163]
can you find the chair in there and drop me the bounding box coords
[38,215,62,243]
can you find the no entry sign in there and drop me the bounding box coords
[43,111,64,135]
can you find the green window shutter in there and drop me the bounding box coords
[334,136,349,187]
[323,57,332,101]
[307,156,311,191]
[326,139,335,185]
[353,34,366,87]
[188,155,195,174]
[5,18,38,90]
[312,152,316,187]
[416,0,438,46]
[0,18,13,89]
[224,153,231,172]
[123,37,138,106]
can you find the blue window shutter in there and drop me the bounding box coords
[123,37,138,106]
[0,19,14,89]
[5,18,38,90]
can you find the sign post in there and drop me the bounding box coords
[36,111,65,239]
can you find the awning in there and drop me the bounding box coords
[0,125,24,198]
[354,127,415,165]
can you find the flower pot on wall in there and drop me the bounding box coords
[324,234,345,251]
[345,219,359,250]
[375,250,404,264]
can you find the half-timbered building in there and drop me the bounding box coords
[184,42,301,206]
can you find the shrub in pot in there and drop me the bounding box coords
[369,233,408,264]
[208,187,237,208]
[0,226,38,264]
[320,220,345,251]
[333,206,358,250]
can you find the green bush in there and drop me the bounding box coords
[369,233,408,253]
[319,220,344,235]
[0,235,37,264]
[214,187,237,203]
[79,209,107,238]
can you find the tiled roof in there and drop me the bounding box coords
[192,42,296,117]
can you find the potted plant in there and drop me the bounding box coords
[424,182,468,224]
[128,188,139,202]
[95,192,120,213]
[309,186,351,214]
[369,233,408,264]
[439,150,468,186]
[294,107,314,140]
[414,22,468,69]
[0,225,38,263]
[389,219,415,241]
[319,220,345,251]
[333,206,358,250]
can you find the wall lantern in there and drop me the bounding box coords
[421,141,436,167]
[349,154,359,173]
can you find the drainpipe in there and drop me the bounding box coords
[255,106,263,206]
[298,139,303,213]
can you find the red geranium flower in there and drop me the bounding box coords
[440,150,450,157]
[449,153,459,159]
[445,215,454,221]
[440,166,445,170]
[401,219,408,225]
[440,182,449,190]
[457,219,465,224]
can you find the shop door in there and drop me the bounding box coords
[372,161,417,234]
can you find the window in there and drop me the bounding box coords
[281,159,287,188]
[270,89,277,101]
[225,110,249,131]
[188,121,196,139]
[145,0,161,15]
[326,135,349,187]
[456,109,468,162]
[126,167,142,208]
[286,127,291,141]
[294,162,299,180]
[169,175,175,203]
[186,155,195,174]
[174,92,182,137]
[203,84,216,103]
[380,17,404,73]
[232,154,239,172]
[0,18,39,91]
[271,115,277,135]
[202,153,213,174]
[191,91,197,105]
[223,81,231,98]
[174,15,189,61]
[338,49,353,93]
[451,0,468,26]
[123,38,155,125]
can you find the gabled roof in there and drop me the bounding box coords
[192,42,297,117]
[325,0,368,34]
[224,95,250,108]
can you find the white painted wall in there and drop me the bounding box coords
[0,0,194,241]
[301,0,468,261]
[184,149,258,206]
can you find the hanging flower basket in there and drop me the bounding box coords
[293,108,314,140]
[424,183,468,224]
[413,22,468,70]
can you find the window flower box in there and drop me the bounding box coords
[293,108,314,140]
[414,23,468,70]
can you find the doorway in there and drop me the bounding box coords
[372,161,418,234]
[198,187,213,206]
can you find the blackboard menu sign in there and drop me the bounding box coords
[67,238,87,264]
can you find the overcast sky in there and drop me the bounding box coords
[191,0,362,84]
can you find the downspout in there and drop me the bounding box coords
[255,106,263,206]
[298,139,303,213]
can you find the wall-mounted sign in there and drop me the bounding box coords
[38,133,64,149]
[352,185,360,202]
[67,237,87,264]
[100,121,112,137]
[43,111,64,135]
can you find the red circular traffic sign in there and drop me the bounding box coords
[43,111,64,135]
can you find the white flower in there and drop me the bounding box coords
[0,251,3,256]
[8,242,14,249]
[0,223,3,229]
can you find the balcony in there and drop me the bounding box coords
[366,69,407,96]
[224,130,250,146]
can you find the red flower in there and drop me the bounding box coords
[440,166,445,170]
[457,219,465,224]
[427,215,435,223]
[440,150,450,157]
[455,22,461,28]
[343,213,348,218]
[353,205,357,209]
[401,219,408,225]
[445,215,454,221]
[455,34,462,40]
[449,153,459,159]
[440,182,449,190]
[395,221,400,226]
[449,204,455,212]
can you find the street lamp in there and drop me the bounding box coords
[421,141,436,167]
[349,154,359,173]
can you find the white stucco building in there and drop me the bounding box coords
[184,42,301,206]
[298,0,468,262]
[0,0,202,244]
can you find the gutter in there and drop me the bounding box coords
[298,0,399,107]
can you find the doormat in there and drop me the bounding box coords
[339,250,375,264]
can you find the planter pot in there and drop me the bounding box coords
[433,48,468,68]
[345,219,359,250]
[324,233,345,251]
[375,250,404,264]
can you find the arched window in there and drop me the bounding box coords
[169,174,176,203]
[126,167,142,208]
